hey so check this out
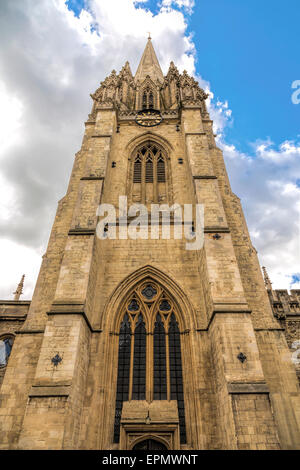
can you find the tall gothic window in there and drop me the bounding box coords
[169,313,186,443]
[132,314,146,400]
[113,314,131,443]
[149,91,154,109]
[131,142,168,204]
[153,314,167,400]
[141,86,156,109]
[0,336,14,368]
[113,282,186,444]
[142,91,147,109]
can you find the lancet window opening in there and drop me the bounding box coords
[0,335,14,368]
[132,142,168,204]
[141,86,155,109]
[113,282,187,444]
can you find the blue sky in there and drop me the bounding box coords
[189,0,300,152]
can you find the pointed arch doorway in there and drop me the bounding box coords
[133,438,168,450]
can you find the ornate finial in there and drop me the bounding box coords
[148,32,151,40]
[262,266,272,291]
[13,274,25,301]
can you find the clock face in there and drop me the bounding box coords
[135,109,163,127]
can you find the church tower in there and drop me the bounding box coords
[0,38,300,450]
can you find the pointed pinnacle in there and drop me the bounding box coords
[135,38,164,83]
[13,274,25,301]
[262,267,272,290]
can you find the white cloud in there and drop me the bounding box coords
[161,0,195,14]
[221,138,300,290]
[0,239,42,299]
[255,139,300,163]
[204,81,300,292]
[207,93,234,139]
[54,1,100,52]
[0,82,24,156]
[88,0,195,73]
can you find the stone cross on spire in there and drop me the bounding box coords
[13,274,25,301]
[135,36,164,83]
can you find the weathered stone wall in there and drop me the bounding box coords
[232,394,280,450]
[17,314,90,449]
[0,332,43,448]
[0,50,299,450]
[0,302,28,388]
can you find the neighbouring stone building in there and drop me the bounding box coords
[0,38,299,450]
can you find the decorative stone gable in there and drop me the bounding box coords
[90,61,209,118]
[91,69,119,109]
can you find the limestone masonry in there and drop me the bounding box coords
[0,39,299,450]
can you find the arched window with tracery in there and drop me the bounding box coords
[131,142,169,204]
[142,91,147,109]
[149,91,154,109]
[0,335,14,368]
[113,281,186,444]
[141,86,156,109]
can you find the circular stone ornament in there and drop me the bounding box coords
[135,109,163,127]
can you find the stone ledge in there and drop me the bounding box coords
[185,132,207,136]
[29,385,71,397]
[227,382,269,394]
[204,227,230,233]
[68,228,95,236]
[181,105,202,110]
[33,378,72,387]
[254,327,285,331]
[15,329,44,334]
[91,134,112,138]
[200,307,252,331]
[80,176,104,181]
[51,300,85,310]
[47,306,102,333]
[0,315,27,321]
[193,175,217,179]
[213,302,251,313]
[106,220,230,232]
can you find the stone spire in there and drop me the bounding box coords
[262,267,273,291]
[135,37,164,83]
[13,274,25,301]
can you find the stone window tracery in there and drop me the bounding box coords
[141,86,155,109]
[113,281,186,444]
[0,336,14,368]
[131,142,169,204]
